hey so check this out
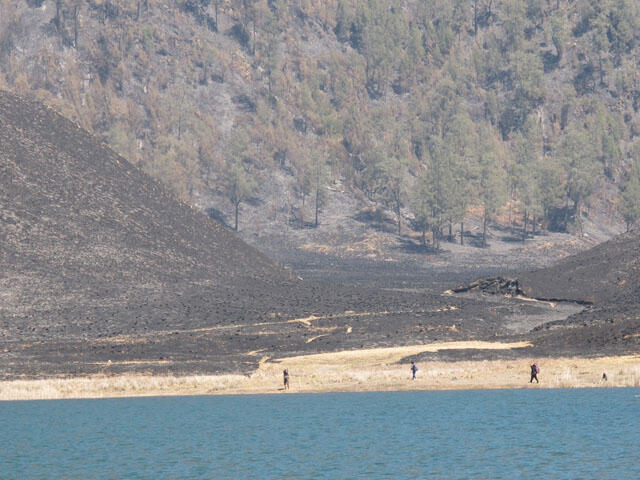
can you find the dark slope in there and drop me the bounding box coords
[457,231,640,356]
[0,90,310,376]
[521,231,640,356]
[458,231,639,313]
[518,232,640,306]
[0,90,292,340]
[0,91,281,286]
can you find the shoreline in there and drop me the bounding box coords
[1,342,638,401]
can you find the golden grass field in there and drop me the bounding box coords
[1,341,638,401]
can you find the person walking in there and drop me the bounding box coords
[411,361,418,381]
[529,361,539,383]
[283,368,290,390]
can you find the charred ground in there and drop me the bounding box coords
[450,231,640,359]
[0,91,638,380]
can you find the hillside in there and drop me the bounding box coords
[0,89,504,378]
[522,229,640,355]
[0,88,289,339]
[0,90,282,285]
[519,230,640,305]
[0,89,301,376]
[0,0,639,265]
[454,229,640,357]
[1,89,639,380]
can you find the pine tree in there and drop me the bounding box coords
[621,147,640,231]
[559,123,601,232]
[312,150,330,227]
[444,111,477,244]
[380,139,409,235]
[410,168,436,248]
[477,127,507,247]
[512,114,544,239]
[224,126,257,231]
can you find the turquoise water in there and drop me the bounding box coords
[1,388,639,479]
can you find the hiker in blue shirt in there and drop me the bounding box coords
[411,361,418,380]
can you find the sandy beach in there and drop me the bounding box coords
[1,341,638,401]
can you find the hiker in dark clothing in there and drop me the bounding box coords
[411,361,418,380]
[530,362,539,383]
[283,369,290,389]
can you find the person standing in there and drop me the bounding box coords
[411,361,418,381]
[529,361,539,383]
[283,368,290,390]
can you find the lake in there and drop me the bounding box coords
[1,388,638,479]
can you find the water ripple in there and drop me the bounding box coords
[1,388,639,479]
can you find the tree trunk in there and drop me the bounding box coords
[576,199,583,234]
[436,224,442,250]
[314,189,319,227]
[473,0,478,35]
[523,210,528,242]
[252,21,256,55]
[532,215,537,234]
[73,6,80,49]
[598,55,605,86]
[234,202,239,231]
[448,217,453,241]
[55,0,64,32]
[482,213,488,247]
[460,221,464,245]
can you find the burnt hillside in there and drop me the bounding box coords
[1,90,638,379]
[0,90,285,286]
[457,229,640,356]
[518,231,640,306]
[520,230,640,354]
[0,89,294,342]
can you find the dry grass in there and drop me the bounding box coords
[0,374,251,401]
[1,342,638,401]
